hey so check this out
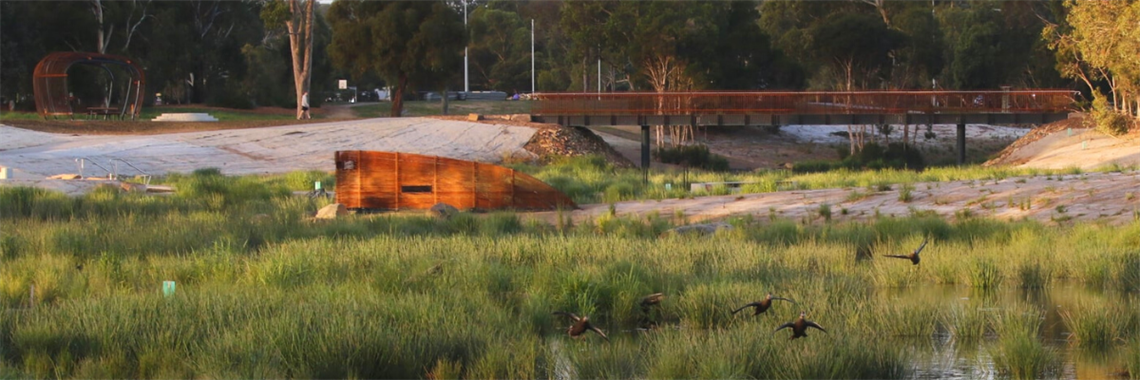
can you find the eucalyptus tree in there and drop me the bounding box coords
[262,0,316,119]
[327,0,465,117]
[468,7,530,92]
[1044,0,1139,134]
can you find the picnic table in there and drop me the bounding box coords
[86,106,120,120]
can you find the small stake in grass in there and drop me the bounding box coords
[553,311,609,341]
[732,293,796,316]
[773,311,827,340]
[162,281,176,297]
[882,238,928,265]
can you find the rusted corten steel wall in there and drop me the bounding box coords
[335,151,577,211]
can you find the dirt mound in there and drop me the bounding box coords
[524,125,635,168]
[984,115,1086,167]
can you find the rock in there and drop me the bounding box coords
[47,174,82,180]
[315,203,347,220]
[120,182,147,192]
[661,223,734,237]
[428,203,459,220]
[467,113,483,121]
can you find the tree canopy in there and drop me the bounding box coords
[327,0,465,116]
[0,0,1093,116]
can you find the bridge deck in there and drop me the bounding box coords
[527,90,1077,172]
[530,90,1075,127]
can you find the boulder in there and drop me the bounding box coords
[120,182,147,193]
[661,223,734,237]
[467,113,483,121]
[428,203,459,220]
[315,203,347,220]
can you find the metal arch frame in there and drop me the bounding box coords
[33,52,146,120]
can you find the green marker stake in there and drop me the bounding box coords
[163,281,176,297]
[315,181,322,190]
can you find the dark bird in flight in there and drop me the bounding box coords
[882,238,929,265]
[732,293,795,316]
[553,311,609,341]
[640,293,665,312]
[773,311,827,340]
[639,293,666,329]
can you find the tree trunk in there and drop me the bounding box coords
[286,0,315,120]
[441,87,449,115]
[903,124,910,149]
[92,0,107,54]
[391,74,408,117]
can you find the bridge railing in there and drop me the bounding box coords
[531,90,1077,115]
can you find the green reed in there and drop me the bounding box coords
[2,175,1139,379]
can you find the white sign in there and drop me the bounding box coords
[338,79,347,90]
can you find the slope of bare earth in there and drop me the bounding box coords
[984,120,1140,170]
[524,170,1140,227]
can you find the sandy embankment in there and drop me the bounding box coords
[0,118,539,194]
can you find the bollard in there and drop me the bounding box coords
[315,181,322,190]
[162,281,176,297]
[0,166,8,179]
[1067,128,1072,137]
[1082,140,1088,150]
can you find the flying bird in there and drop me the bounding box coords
[882,238,929,265]
[639,293,666,329]
[732,293,795,316]
[773,311,827,340]
[553,311,609,341]
[640,293,665,312]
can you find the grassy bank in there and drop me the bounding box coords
[2,171,1138,378]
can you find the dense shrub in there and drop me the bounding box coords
[1090,97,1132,136]
[654,144,730,172]
[798,142,925,173]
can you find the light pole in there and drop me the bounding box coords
[530,18,535,94]
[463,0,469,94]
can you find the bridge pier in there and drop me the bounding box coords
[641,125,650,184]
[956,122,966,165]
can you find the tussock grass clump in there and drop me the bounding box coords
[967,259,1004,290]
[1060,298,1139,350]
[989,330,1062,380]
[989,307,1061,380]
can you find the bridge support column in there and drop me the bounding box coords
[956,122,966,165]
[641,125,650,184]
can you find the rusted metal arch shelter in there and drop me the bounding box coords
[531,90,1077,173]
[33,52,146,120]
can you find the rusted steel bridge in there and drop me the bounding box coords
[530,90,1076,169]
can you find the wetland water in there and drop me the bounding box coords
[555,284,1135,380]
[895,285,1132,380]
